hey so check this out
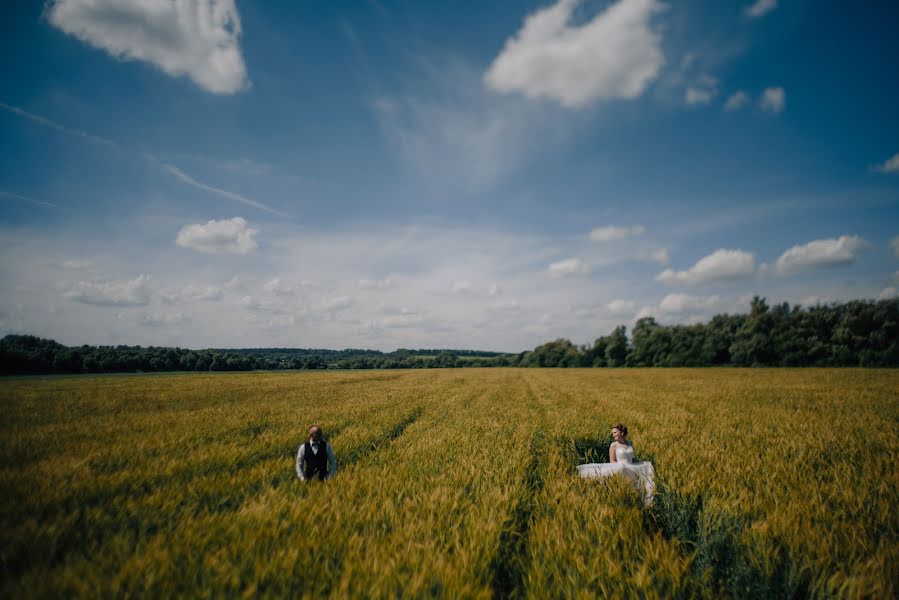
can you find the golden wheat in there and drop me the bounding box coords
[1,369,896,598]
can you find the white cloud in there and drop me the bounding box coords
[606,299,636,316]
[548,257,590,278]
[175,217,258,255]
[46,0,249,94]
[646,248,669,265]
[61,259,93,270]
[890,236,899,258]
[138,312,190,327]
[179,284,223,302]
[774,235,867,276]
[484,0,665,108]
[759,86,785,114]
[64,274,152,306]
[656,249,756,285]
[262,277,295,296]
[659,293,722,314]
[724,91,749,111]
[358,275,399,290]
[745,0,777,18]
[223,276,245,291]
[589,224,646,242]
[321,296,353,312]
[872,153,899,174]
[379,314,425,329]
[879,287,897,300]
[488,300,522,313]
[684,75,717,106]
[451,280,474,294]
[239,296,290,315]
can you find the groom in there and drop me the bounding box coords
[295,425,337,481]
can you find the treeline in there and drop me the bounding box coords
[1,297,897,375]
[0,336,511,375]
[518,297,899,368]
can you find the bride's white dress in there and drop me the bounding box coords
[576,444,655,506]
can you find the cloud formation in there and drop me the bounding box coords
[659,293,722,314]
[684,75,717,106]
[872,153,899,174]
[589,224,646,242]
[64,274,153,306]
[548,257,590,278]
[759,86,786,114]
[773,235,867,276]
[656,249,756,285]
[175,217,259,255]
[46,0,249,94]
[745,0,777,18]
[484,0,665,107]
[724,91,749,112]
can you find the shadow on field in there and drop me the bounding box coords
[641,473,812,598]
[489,426,548,599]
[563,440,812,598]
[340,406,424,466]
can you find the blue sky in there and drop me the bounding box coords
[1,0,898,351]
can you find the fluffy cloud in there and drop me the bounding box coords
[745,0,777,18]
[548,257,590,278]
[46,0,249,94]
[646,248,669,265]
[262,278,296,296]
[589,224,646,242]
[484,0,665,108]
[891,236,899,258]
[774,235,867,276]
[880,287,898,300]
[358,275,399,290]
[872,153,899,174]
[659,293,722,314]
[60,259,94,269]
[223,276,245,291]
[64,274,153,306]
[724,91,749,111]
[179,284,223,302]
[759,86,786,114]
[138,312,190,327]
[451,280,474,294]
[656,249,756,285]
[606,299,637,316]
[175,217,258,255]
[321,296,353,312]
[684,75,717,106]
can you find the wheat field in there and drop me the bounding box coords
[1,369,896,598]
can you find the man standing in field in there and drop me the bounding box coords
[296,425,337,481]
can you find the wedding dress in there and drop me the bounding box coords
[576,443,655,506]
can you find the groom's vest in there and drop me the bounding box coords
[304,441,330,480]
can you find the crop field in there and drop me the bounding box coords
[1,369,897,598]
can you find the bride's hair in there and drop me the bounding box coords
[612,423,628,437]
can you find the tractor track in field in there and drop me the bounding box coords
[488,374,548,599]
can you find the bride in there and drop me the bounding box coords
[576,423,655,506]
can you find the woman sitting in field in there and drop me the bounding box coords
[576,423,655,506]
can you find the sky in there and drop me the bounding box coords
[1,0,898,352]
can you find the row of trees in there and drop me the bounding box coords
[519,297,899,368]
[0,336,509,375]
[1,297,897,375]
